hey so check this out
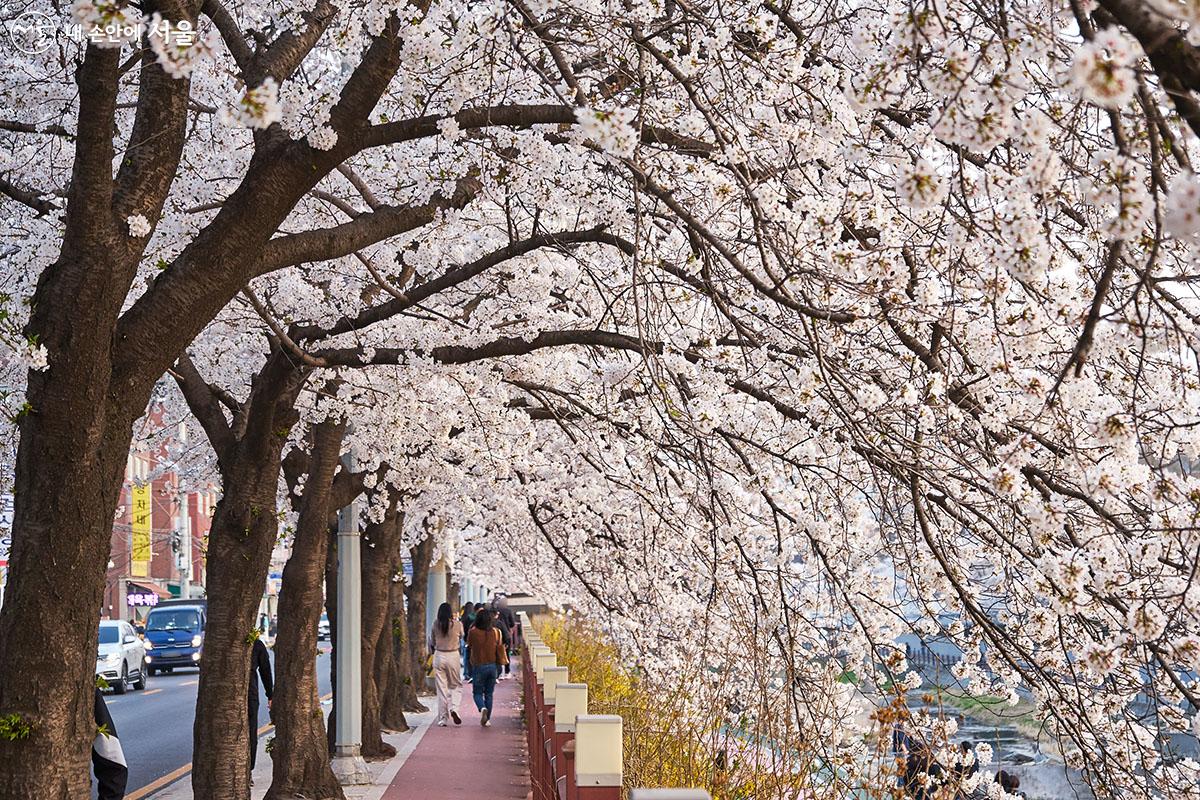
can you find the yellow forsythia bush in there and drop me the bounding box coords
[537,614,870,800]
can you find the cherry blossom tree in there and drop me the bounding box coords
[2,1,1200,799]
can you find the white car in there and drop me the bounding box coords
[317,613,330,640]
[96,620,148,694]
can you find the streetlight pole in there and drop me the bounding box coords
[176,484,191,600]
[331,447,370,785]
[173,422,191,600]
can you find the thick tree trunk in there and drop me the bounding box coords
[0,403,141,798]
[383,577,426,719]
[0,36,195,796]
[361,500,404,756]
[324,534,339,753]
[403,535,435,695]
[266,421,347,800]
[190,353,307,800]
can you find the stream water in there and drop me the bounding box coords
[926,703,1095,800]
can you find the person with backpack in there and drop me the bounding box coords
[467,608,508,726]
[429,601,464,726]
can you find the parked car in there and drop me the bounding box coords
[143,604,206,675]
[96,620,147,694]
[317,613,330,641]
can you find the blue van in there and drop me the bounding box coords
[143,603,206,675]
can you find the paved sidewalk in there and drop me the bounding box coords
[145,697,437,800]
[381,668,529,799]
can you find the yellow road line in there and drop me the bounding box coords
[141,689,162,696]
[126,692,334,799]
[180,680,198,686]
[126,763,191,800]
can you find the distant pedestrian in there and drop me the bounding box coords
[495,596,518,670]
[93,687,127,800]
[996,770,1023,797]
[903,741,943,800]
[492,602,512,680]
[467,608,508,727]
[248,635,273,783]
[496,595,520,650]
[430,601,464,726]
[459,603,476,680]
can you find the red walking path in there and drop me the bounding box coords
[383,668,530,799]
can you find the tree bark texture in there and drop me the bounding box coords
[185,351,308,800]
[361,498,404,756]
[384,576,426,720]
[324,533,339,754]
[266,420,347,800]
[0,45,182,797]
[403,535,435,695]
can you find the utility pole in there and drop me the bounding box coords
[331,447,370,785]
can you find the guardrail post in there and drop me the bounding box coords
[522,636,543,796]
[543,666,569,793]
[533,651,558,799]
[553,683,587,800]
[560,740,577,800]
[574,714,622,800]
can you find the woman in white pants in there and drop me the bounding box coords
[430,601,464,726]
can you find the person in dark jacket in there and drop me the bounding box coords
[496,595,519,650]
[93,687,128,800]
[492,603,512,679]
[248,636,274,778]
[459,603,476,680]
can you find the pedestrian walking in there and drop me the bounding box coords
[467,608,508,726]
[494,595,518,679]
[459,603,476,681]
[248,635,273,783]
[93,686,128,800]
[493,602,512,680]
[430,601,464,726]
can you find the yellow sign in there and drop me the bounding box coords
[131,483,151,577]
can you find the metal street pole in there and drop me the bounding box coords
[176,484,191,600]
[331,448,370,785]
[174,423,191,600]
[180,498,191,600]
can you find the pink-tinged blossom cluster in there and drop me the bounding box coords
[218,79,282,130]
[1165,171,1200,239]
[574,107,638,158]
[1070,29,1138,109]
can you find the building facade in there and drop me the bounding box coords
[102,434,217,623]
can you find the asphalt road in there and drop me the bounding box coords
[96,647,332,798]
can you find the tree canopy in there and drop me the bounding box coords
[2,0,1200,797]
